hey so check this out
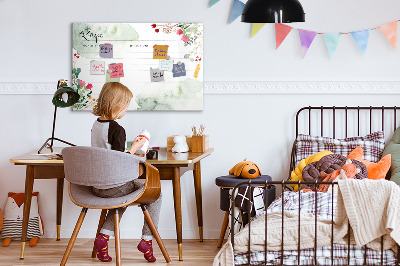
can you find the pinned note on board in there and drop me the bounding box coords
[100,43,113,58]
[106,72,120,82]
[172,62,186,77]
[108,63,124,78]
[150,68,165,82]
[153,45,169,59]
[90,60,105,75]
[159,58,174,71]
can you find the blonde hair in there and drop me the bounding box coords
[93,82,133,120]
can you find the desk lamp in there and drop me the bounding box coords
[38,79,80,154]
[242,0,305,23]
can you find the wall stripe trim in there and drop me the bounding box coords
[0,81,399,95]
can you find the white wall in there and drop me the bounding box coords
[1,0,400,239]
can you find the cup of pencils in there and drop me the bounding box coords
[191,124,209,152]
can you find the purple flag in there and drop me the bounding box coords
[298,29,317,58]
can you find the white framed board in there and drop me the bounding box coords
[72,23,203,111]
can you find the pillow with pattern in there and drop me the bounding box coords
[294,131,385,167]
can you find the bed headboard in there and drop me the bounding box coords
[290,106,400,179]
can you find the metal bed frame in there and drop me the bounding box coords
[230,106,400,266]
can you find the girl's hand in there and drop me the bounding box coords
[134,149,149,157]
[129,137,147,155]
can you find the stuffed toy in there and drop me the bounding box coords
[348,146,391,180]
[1,192,44,247]
[172,135,189,153]
[289,150,333,191]
[229,159,261,179]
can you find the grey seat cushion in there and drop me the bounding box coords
[69,180,145,208]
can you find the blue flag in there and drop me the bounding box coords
[229,0,245,23]
[351,29,371,55]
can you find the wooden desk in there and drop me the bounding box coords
[10,147,213,261]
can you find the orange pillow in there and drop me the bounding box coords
[347,146,391,180]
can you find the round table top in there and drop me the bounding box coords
[215,175,272,188]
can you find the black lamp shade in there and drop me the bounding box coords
[52,84,80,108]
[242,0,305,23]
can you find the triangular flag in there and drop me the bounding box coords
[323,33,341,58]
[251,23,266,38]
[298,29,317,58]
[209,0,220,7]
[351,29,370,55]
[229,0,245,24]
[378,21,398,50]
[275,23,293,49]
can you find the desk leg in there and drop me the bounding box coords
[56,178,64,241]
[20,165,34,259]
[172,167,183,261]
[193,161,203,242]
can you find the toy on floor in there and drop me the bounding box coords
[1,192,44,247]
[229,159,261,179]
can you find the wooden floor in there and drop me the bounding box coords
[0,239,221,265]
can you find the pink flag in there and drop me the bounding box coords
[298,29,317,58]
[378,21,398,50]
[275,23,293,49]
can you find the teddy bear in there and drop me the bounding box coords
[229,159,261,179]
[172,135,189,153]
[1,192,44,247]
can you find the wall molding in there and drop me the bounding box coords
[1,81,400,95]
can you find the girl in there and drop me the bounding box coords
[91,82,161,263]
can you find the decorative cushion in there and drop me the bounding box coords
[302,154,368,189]
[349,146,392,180]
[295,131,385,166]
[382,126,400,184]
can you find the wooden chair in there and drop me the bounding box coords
[60,146,171,265]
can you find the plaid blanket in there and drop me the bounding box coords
[234,191,397,265]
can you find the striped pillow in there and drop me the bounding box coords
[1,217,41,240]
[294,131,385,166]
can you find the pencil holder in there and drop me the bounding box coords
[191,135,209,153]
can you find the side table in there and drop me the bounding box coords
[215,175,275,248]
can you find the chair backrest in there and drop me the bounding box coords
[62,146,145,187]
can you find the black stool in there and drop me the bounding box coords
[215,175,275,248]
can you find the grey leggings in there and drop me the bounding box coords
[92,180,162,240]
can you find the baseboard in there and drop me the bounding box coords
[1,81,400,94]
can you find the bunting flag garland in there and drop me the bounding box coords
[208,4,400,58]
[251,23,266,38]
[209,0,221,8]
[378,21,398,50]
[323,33,341,58]
[275,23,293,49]
[298,30,317,58]
[351,29,370,55]
[229,0,245,24]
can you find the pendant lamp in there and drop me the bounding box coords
[242,0,305,23]
[38,79,80,154]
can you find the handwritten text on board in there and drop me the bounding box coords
[150,68,165,82]
[153,45,169,59]
[108,63,124,78]
[90,60,105,75]
[159,58,174,71]
[172,63,187,78]
[100,43,113,58]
